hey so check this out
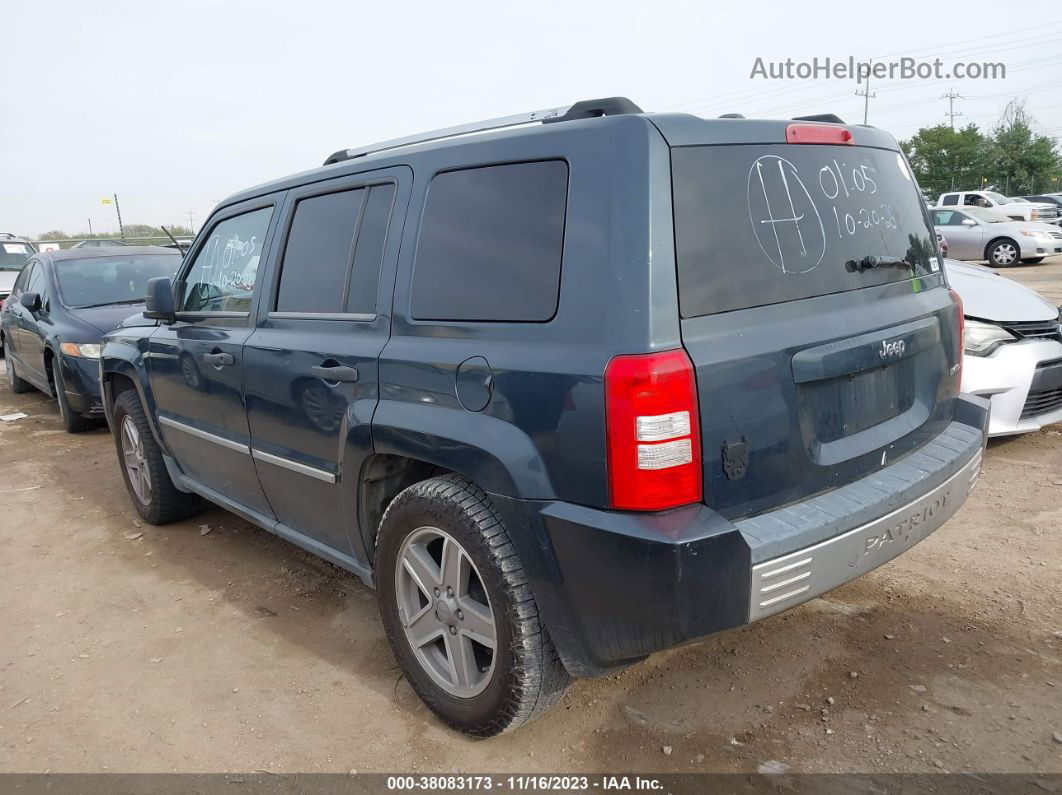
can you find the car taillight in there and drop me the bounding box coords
[605,349,702,511]
[949,288,964,387]
[785,124,853,145]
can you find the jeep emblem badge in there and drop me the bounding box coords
[878,338,906,360]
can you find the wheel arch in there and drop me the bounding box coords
[100,357,165,448]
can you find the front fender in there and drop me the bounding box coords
[100,334,165,451]
[371,399,555,499]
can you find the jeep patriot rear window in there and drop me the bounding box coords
[672,145,939,317]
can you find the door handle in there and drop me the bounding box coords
[202,352,234,367]
[311,364,359,383]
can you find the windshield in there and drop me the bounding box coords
[967,207,1009,223]
[672,144,939,317]
[0,242,35,272]
[984,191,1010,204]
[56,253,181,308]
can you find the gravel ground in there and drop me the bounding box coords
[0,260,1059,774]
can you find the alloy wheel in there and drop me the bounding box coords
[120,415,152,505]
[395,526,497,697]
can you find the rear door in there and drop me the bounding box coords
[670,134,961,520]
[243,168,408,562]
[147,201,279,517]
[931,209,984,260]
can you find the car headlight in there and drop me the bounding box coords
[1019,229,1051,240]
[963,319,1018,357]
[59,342,102,359]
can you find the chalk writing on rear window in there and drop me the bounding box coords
[748,154,905,276]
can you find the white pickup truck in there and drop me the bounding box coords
[936,191,1059,224]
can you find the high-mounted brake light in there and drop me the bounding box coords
[949,288,964,387]
[605,350,702,511]
[786,124,853,145]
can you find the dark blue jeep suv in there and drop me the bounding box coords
[100,98,989,736]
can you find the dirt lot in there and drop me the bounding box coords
[1,261,1060,775]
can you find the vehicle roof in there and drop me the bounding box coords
[43,245,178,263]
[216,111,901,212]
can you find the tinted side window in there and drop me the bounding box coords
[346,184,396,315]
[276,188,365,313]
[411,161,568,322]
[181,206,273,313]
[942,195,958,206]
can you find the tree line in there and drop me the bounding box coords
[901,100,1061,198]
[37,223,194,241]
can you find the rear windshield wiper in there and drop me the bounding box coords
[845,255,913,273]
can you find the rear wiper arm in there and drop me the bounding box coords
[845,255,913,273]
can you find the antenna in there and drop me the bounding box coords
[160,225,182,251]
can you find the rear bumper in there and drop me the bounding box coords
[493,395,989,678]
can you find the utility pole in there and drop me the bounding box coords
[855,63,875,125]
[113,193,125,239]
[88,218,93,236]
[942,89,964,130]
[186,209,196,234]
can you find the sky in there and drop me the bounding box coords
[2,0,1061,238]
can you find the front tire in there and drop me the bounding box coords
[376,475,570,736]
[52,360,96,433]
[111,389,201,524]
[6,356,33,393]
[986,238,1019,267]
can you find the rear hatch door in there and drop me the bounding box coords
[663,122,961,520]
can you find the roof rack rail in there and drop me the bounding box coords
[718,113,745,119]
[792,113,846,124]
[323,97,643,166]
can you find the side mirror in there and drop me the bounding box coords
[20,291,41,313]
[144,277,176,323]
[961,218,977,226]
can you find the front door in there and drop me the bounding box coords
[147,202,279,518]
[12,261,50,386]
[932,209,984,260]
[243,171,407,561]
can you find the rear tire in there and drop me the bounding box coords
[111,389,201,524]
[986,238,1019,267]
[6,356,33,393]
[52,360,96,433]
[376,474,570,736]
[1020,257,1045,264]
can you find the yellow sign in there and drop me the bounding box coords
[100,198,113,205]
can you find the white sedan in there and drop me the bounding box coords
[947,259,1062,436]
[931,206,1062,266]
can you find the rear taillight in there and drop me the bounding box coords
[949,288,964,387]
[785,124,853,145]
[605,349,702,511]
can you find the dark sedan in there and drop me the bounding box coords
[1,246,180,431]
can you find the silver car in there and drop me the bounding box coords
[947,258,1062,436]
[930,206,1062,266]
